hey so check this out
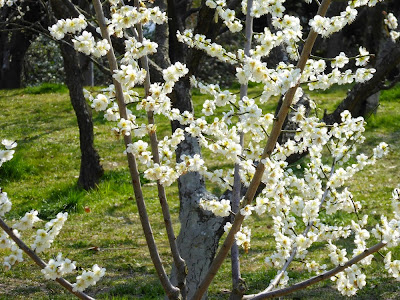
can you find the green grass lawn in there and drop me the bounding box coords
[0,83,400,299]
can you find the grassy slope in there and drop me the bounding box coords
[0,83,400,299]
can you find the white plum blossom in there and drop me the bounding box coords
[13,210,40,231]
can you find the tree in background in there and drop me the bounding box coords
[0,0,103,190]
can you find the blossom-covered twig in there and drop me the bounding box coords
[92,0,180,299]
[0,217,94,300]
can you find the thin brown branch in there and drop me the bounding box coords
[92,1,180,299]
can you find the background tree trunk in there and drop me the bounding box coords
[59,42,104,190]
[0,12,35,89]
[48,0,104,190]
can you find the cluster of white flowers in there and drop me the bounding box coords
[235,225,251,251]
[372,215,400,248]
[331,52,350,69]
[13,210,40,231]
[350,218,373,264]
[248,0,286,19]
[384,12,400,42]
[73,264,106,292]
[199,198,231,217]
[310,0,386,38]
[331,264,366,296]
[31,212,68,253]
[385,12,398,30]
[392,187,400,218]
[205,0,243,32]
[91,94,111,112]
[72,32,110,57]
[113,62,147,89]
[42,253,76,280]
[384,251,400,281]
[252,27,283,58]
[143,153,205,186]
[0,0,17,8]
[0,139,17,168]
[191,78,237,115]
[310,7,357,37]
[188,96,393,289]
[303,49,374,91]
[0,190,12,217]
[271,15,302,59]
[123,36,158,61]
[177,30,237,63]
[223,221,252,251]
[49,15,87,40]
[0,140,16,217]
[108,4,167,38]
[41,254,106,293]
[125,140,152,166]
[0,147,106,292]
[48,15,110,58]
[83,56,188,141]
[3,244,24,270]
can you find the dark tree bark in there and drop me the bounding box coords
[59,42,104,190]
[0,3,38,89]
[0,30,34,89]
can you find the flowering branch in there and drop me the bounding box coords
[245,242,386,299]
[255,162,336,294]
[92,0,180,299]
[134,0,187,297]
[191,0,333,299]
[0,217,94,300]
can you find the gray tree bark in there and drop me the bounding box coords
[160,2,229,298]
[169,77,226,299]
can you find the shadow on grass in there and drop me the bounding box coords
[0,152,37,182]
[39,184,86,220]
[24,83,69,95]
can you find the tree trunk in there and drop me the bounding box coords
[80,54,94,86]
[160,2,228,297]
[50,0,104,190]
[0,30,33,89]
[59,43,104,190]
[169,78,226,299]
